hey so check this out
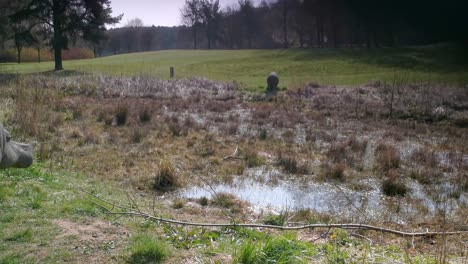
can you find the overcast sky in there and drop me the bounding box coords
[110,0,261,27]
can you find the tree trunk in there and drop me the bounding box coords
[193,27,197,49]
[16,46,22,64]
[37,47,41,63]
[282,7,288,49]
[53,0,64,70]
[54,45,63,70]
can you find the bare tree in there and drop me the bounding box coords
[12,21,35,63]
[277,0,293,48]
[200,0,220,49]
[181,0,202,49]
[125,18,144,28]
[238,0,256,49]
[31,24,49,62]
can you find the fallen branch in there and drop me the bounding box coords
[82,191,468,238]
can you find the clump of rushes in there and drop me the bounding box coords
[244,149,265,168]
[138,107,152,123]
[375,143,400,171]
[125,234,170,264]
[154,158,180,191]
[381,170,408,197]
[115,104,129,126]
[276,151,309,174]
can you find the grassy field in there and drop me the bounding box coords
[1,44,467,90]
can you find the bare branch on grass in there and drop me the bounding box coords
[81,189,468,238]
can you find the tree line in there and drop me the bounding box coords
[105,0,467,55]
[0,0,466,69]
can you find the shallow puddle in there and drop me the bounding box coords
[178,168,466,223]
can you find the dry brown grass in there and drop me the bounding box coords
[2,74,467,233]
[375,143,401,171]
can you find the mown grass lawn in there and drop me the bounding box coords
[1,44,467,90]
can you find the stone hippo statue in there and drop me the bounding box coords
[0,125,33,169]
[266,72,279,95]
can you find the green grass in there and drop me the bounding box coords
[124,234,170,264]
[1,44,467,90]
[0,163,126,263]
[234,233,318,264]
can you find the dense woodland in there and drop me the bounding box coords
[0,0,467,62]
[106,0,468,55]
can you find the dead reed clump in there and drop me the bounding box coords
[130,127,146,144]
[114,104,129,126]
[154,158,181,191]
[319,163,347,182]
[326,136,367,167]
[37,140,62,161]
[166,115,188,137]
[409,169,437,185]
[411,148,439,168]
[138,106,152,123]
[276,151,309,174]
[193,134,217,157]
[375,143,400,171]
[78,129,101,146]
[11,77,61,140]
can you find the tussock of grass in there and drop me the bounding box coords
[263,211,288,226]
[375,143,400,171]
[154,158,180,191]
[235,233,317,264]
[244,149,265,168]
[125,234,170,264]
[5,228,33,242]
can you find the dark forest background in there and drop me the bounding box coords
[1,0,467,61]
[102,0,467,56]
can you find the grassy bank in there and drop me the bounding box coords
[1,44,467,90]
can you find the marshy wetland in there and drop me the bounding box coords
[0,67,466,263]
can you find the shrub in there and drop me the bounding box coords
[154,159,180,191]
[125,234,170,264]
